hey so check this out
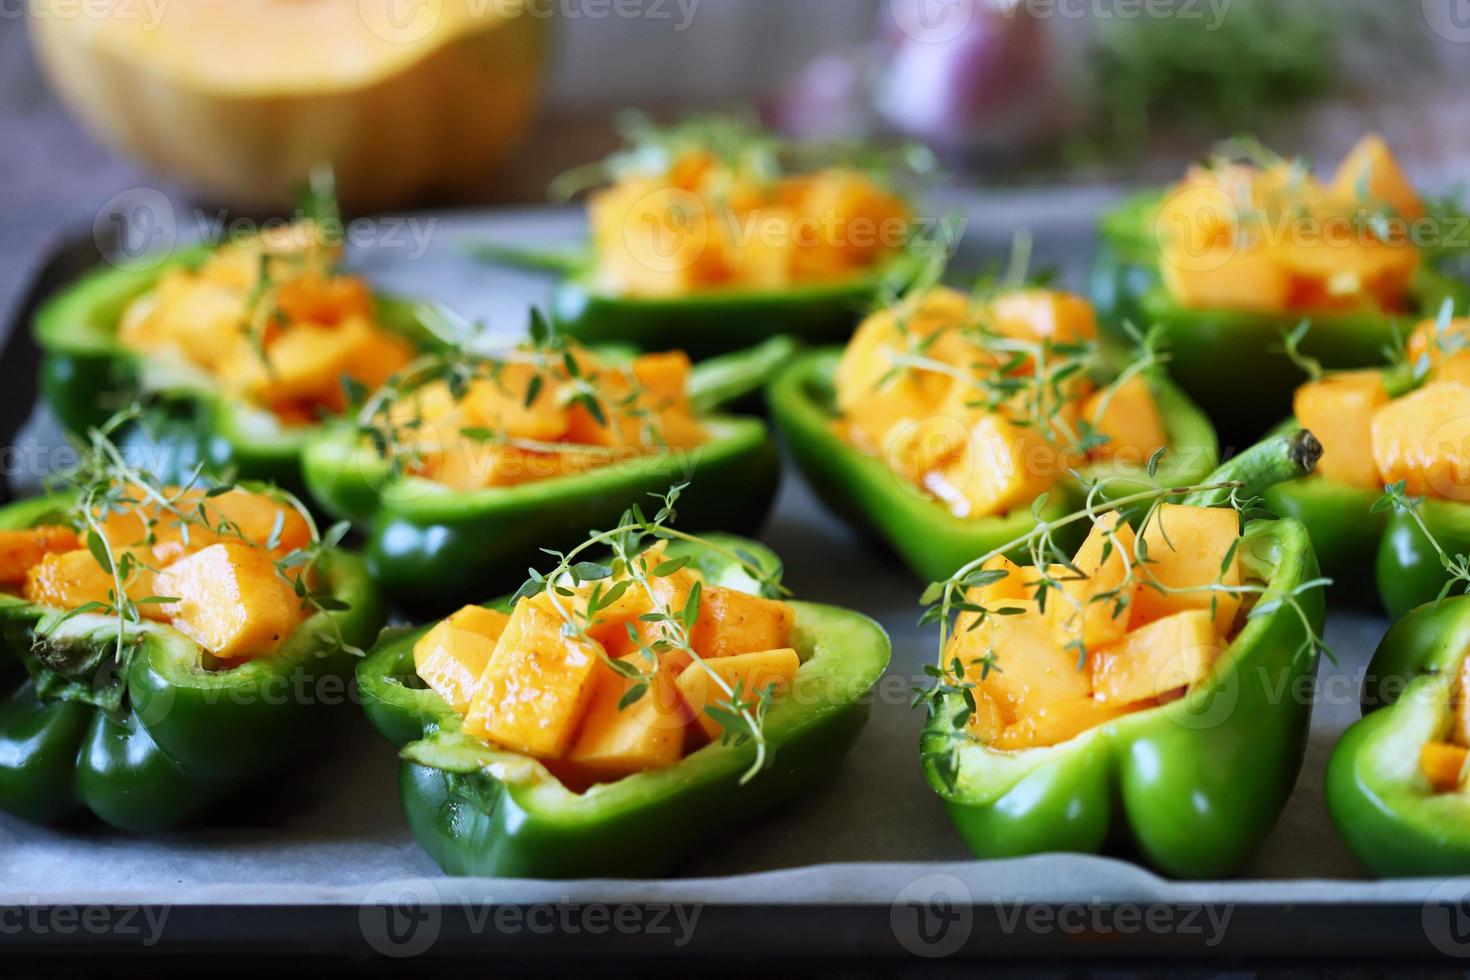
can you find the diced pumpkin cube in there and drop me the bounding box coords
[563,358,705,451]
[461,364,569,443]
[1160,244,1292,313]
[23,547,167,620]
[952,600,1091,718]
[676,647,801,741]
[567,655,689,778]
[1292,370,1388,490]
[690,587,794,659]
[590,177,716,297]
[1421,741,1468,792]
[414,622,498,715]
[120,273,250,373]
[1050,512,1138,654]
[1083,377,1168,464]
[1272,237,1419,311]
[245,316,412,413]
[1332,133,1424,222]
[992,696,1133,751]
[0,526,80,586]
[149,487,312,565]
[1371,381,1470,502]
[1407,316,1470,389]
[423,440,578,491]
[985,289,1098,344]
[921,412,1056,519]
[155,543,302,659]
[723,208,796,289]
[1131,503,1242,635]
[275,272,374,327]
[462,598,603,757]
[788,169,910,275]
[1091,609,1223,705]
[446,605,511,642]
[967,554,1032,609]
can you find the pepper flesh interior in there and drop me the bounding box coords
[412,543,799,787]
[830,285,1169,520]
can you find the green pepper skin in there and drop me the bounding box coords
[33,249,431,487]
[551,265,904,360]
[1092,191,1470,442]
[921,435,1325,878]
[767,348,1220,583]
[1326,598,1470,877]
[356,535,891,879]
[0,497,385,832]
[303,343,788,613]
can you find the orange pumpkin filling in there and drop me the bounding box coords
[956,507,1244,751]
[831,286,1170,519]
[414,545,797,785]
[117,220,414,426]
[1156,135,1422,315]
[1,485,313,662]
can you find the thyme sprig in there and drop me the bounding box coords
[507,484,789,784]
[1374,481,1470,603]
[914,461,1331,790]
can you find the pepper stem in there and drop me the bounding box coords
[1182,429,1322,508]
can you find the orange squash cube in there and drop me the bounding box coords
[921,412,1056,519]
[446,605,511,642]
[414,622,499,715]
[992,696,1133,751]
[461,365,569,444]
[155,543,302,659]
[1050,512,1138,654]
[967,554,1033,609]
[1292,370,1388,490]
[23,547,167,620]
[1371,381,1470,502]
[0,526,80,586]
[275,272,374,327]
[567,654,689,778]
[1083,377,1168,464]
[148,487,312,565]
[690,587,794,659]
[1407,316,1470,389]
[1160,245,1292,313]
[1091,609,1223,705]
[1421,741,1468,792]
[1332,133,1424,222]
[676,647,801,741]
[1130,503,1242,635]
[952,601,1092,719]
[462,598,604,757]
[985,289,1098,344]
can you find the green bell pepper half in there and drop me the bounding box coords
[472,242,920,360]
[767,347,1220,583]
[0,493,385,832]
[301,341,788,613]
[355,534,891,878]
[921,432,1326,878]
[1091,190,1470,442]
[32,246,432,488]
[1326,596,1470,877]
